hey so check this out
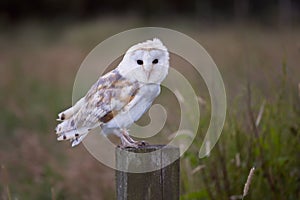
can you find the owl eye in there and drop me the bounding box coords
[152,59,158,64]
[137,60,143,65]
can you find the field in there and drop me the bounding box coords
[0,17,299,199]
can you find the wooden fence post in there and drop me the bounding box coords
[116,145,180,200]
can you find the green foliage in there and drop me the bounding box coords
[181,67,300,199]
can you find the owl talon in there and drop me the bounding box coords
[137,141,148,146]
[118,143,139,149]
[118,141,149,149]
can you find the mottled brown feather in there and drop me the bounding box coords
[99,111,114,123]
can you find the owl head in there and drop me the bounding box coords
[117,38,169,84]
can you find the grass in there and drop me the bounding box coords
[0,17,299,199]
[180,64,300,199]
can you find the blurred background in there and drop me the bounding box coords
[0,0,300,199]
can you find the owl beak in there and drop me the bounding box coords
[144,65,153,80]
[147,71,151,80]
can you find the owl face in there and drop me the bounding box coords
[118,39,169,84]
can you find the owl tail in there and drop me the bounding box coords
[55,119,89,147]
[56,103,89,147]
[55,97,89,147]
[71,133,88,147]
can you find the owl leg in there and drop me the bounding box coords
[120,136,137,148]
[120,129,148,147]
[119,129,138,148]
[122,130,136,143]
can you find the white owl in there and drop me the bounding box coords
[55,38,169,147]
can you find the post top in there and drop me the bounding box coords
[116,144,179,153]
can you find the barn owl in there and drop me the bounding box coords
[55,38,169,147]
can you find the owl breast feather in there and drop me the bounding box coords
[103,84,160,130]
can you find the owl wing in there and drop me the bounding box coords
[55,69,139,146]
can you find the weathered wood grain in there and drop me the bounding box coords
[116,145,180,200]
